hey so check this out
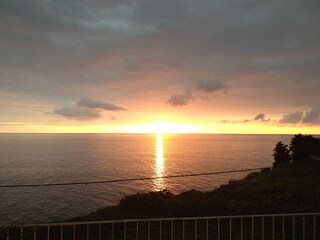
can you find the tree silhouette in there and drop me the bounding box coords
[273,141,290,167]
[290,134,320,162]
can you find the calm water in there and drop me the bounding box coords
[0,134,292,224]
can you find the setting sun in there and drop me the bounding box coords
[125,121,200,134]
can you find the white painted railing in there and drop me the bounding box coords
[2,213,319,240]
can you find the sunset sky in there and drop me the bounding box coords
[1,0,320,134]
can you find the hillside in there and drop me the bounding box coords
[71,161,320,221]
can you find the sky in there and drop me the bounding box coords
[1,0,320,134]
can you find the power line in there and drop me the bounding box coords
[0,167,269,188]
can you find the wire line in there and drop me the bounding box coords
[0,167,269,188]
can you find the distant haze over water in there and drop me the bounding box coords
[0,134,293,224]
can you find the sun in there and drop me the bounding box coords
[125,121,199,134]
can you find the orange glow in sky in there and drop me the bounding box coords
[124,121,200,134]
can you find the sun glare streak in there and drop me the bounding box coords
[154,133,165,191]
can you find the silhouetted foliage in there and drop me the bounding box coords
[272,134,320,167]
[290,134,320,162]
[273,141,290,167]
[71,161,320,222]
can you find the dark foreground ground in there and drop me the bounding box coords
[3,162,320,240]
[71,161,320,221]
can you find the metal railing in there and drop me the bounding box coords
[2,213,319,240]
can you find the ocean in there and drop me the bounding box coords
[0,133,292,224]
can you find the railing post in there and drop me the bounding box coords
[6,230,9,240]
[47,225,50,240]
[147,221,150,240]
[87,224,89,240]
[195,219,197,240]
[136,222,139,240]
[124,222,126,240]
[303,216,305,240]
[112,223,114,240]
[262,217,264,240]
[282,216,285,240]
[61,225,63,240]
[314,215,316,240]
[230,218,232,240]
[292,216,295,240]
[218,218,220,240]
[73,224,76,240]
[182,220,185,240]
[34,226,36,240]
[171,220,174,240]
[241,218,243,240]
[206,219,209,240]
[159,221,161,240]
[99,223,101,240]
[20,226,23,240]
[272,216,275,240]
[251,217,254,240]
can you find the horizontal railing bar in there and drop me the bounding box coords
[17,212,320,227]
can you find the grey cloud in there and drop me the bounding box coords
[244,113,270,123]
[254,113,266,121]
[167,93,192,107]
[53,106,101,120]
[77,98,126,111]
[167,79,228,107]
[196,79,228,93]
[302,108,320,124]
[279,112,304,123]
[278,108,320,124]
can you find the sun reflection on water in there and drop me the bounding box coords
[154,133,165,191]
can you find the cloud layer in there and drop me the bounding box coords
[1,0,320,129]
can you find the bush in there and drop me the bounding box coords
[273,141,290,167]
[290,134,320,162]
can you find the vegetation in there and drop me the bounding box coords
[290,134,320,162]
[272,141,290,167]
[72,135,320,222]
[273,134,320,167]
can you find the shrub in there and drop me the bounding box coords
[290,134,320,162]
[273,141,290,167]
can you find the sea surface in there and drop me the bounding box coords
[0,133,293,224]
